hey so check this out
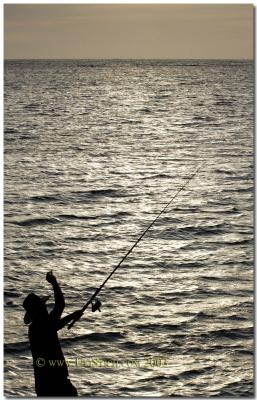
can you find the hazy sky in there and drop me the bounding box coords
[4,4,253,60]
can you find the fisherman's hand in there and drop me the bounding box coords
[46,271,57,285]
[72,309,84,320]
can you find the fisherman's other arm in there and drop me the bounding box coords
[57,309,83,330]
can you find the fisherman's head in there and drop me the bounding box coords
[23,293,49,324]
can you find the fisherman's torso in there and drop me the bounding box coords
[29,314,68,385]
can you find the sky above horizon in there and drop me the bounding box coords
[4,4,253,60]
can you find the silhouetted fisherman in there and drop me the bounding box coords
[23,271,83,397]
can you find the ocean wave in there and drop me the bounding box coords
[29,195,62,203]
[139,366,214,383]
[175,366,214,380]
[183,261,208,269]
[57,211,131,221]
[121,341,156,351]
[197,288,244,297]
[184,310,247,323]
[236,349,253,355]
[162,223,225,240]
[140,108,152,114]
[5,331,125,355]
[133,322,186,332]
[24,103,41,112]
[142,173,173,180]
[57,214,99,221]
[79,63,106,68]
[61,331,125,346]
[4,290,21,298]
[193,115,215,122]
[5,341,30,354]
[4,128,18,134]
[214,238,253,246]
[12,217,62,227]
[191,311,213,320]
[172,205,200,212]
[28,189,130,206]
[202,326,253,340]
[223,186,253,193]
[29,189,125,204]
[200,206,241,214]
[69,188,124,200]
[218,378,254,397]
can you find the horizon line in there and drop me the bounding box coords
[4,57,253,61]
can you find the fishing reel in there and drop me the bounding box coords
[91,298,101,312]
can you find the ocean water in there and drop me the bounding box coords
[4,59,253,397]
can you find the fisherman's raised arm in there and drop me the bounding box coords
[46,271,65,320]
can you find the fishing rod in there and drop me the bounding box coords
[68,164,201,330]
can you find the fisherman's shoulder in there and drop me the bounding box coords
[29,315,53,332]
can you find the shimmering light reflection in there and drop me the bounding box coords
[4,59,253,396]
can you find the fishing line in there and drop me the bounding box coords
[68,164,202,329]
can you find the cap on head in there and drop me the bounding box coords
[23,293,50,324]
